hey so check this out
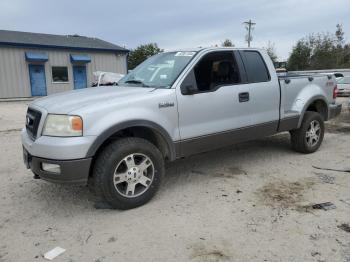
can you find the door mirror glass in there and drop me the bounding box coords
[181,84,197,95]
[180,70,198,95]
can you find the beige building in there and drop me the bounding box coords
[0,30,128,98]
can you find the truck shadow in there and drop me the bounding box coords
[163,107,350,190]
[162,133,293,190]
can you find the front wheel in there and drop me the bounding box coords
[290,111,325,153]
[92,137,164,210]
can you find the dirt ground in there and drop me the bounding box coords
[0,98,349,262]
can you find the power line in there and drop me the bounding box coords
[243,19,256,47]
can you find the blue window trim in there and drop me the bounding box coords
[70,54,91,63]
[25,52,48,62]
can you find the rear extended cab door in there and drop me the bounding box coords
[237,50,280,132]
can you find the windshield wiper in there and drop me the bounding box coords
[124,80,149,87]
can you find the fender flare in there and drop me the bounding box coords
[86,120,176,160]
[298,95,328,127]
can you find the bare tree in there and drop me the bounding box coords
[264,41,278,63]
[221,39,234,47]
[335,23,345,48]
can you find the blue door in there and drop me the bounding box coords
[73,66,87,89]
[28,64,47,96]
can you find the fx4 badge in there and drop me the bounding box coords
[158,102,174,108]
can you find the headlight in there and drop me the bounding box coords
[42,114,83,137]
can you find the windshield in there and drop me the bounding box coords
[337,77,350,84]
[119,51,197,88]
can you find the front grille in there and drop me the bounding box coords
[26,108,42,140]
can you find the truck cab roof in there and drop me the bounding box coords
[166,47,263,53]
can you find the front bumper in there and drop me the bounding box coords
[23,147,92,184]
[21,128,95,184]
[21,129,96,160]
[328,103,342,119]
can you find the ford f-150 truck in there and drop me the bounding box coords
[22,47,342,209]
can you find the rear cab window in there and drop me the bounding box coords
[241,51,270,83]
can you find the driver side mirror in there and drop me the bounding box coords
[180,70,198,95]
[181,84,197,95]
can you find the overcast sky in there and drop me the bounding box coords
[0,0,349,60]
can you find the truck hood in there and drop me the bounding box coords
[31,86,155,114]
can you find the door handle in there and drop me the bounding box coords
[239,92,249,102]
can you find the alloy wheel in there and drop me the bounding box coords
[306,120,321,147]
[113,153,154,198]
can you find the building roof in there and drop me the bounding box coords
[0,30,128,53]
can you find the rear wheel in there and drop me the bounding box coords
[290,111,325,153]
[92,137,164,209]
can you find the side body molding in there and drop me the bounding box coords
[86,120,176,160]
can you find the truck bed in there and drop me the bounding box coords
[278,73,336,121]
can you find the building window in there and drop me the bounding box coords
[52,67,69,83]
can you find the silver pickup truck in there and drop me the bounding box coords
[22,47,342,209]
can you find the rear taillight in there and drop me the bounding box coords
[333,85,338,99]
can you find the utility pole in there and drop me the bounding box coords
[243,19,256,47]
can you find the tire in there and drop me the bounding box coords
[290,111,325,154]
[92,137,164,210]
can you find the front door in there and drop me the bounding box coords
[176,50,252,156]
[28,64,47,96]
[73,66,87,89]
